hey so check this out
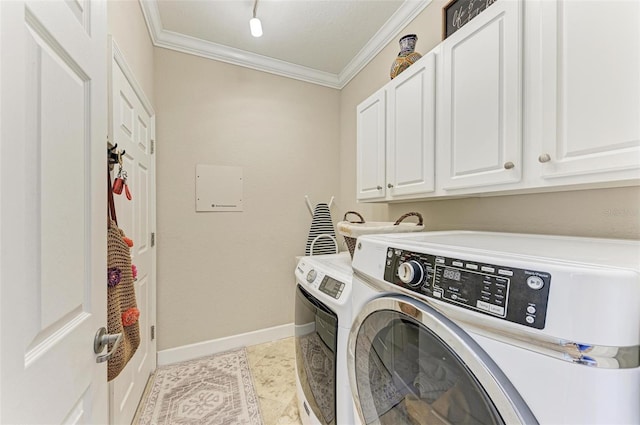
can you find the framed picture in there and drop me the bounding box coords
[442,0,498,40]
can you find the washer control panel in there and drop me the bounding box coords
[384,247,551,329]
[318,276,345,299]
[299,263,347,300]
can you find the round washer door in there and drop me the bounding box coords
[347,295,537,425]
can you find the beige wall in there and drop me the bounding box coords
[340,1,640,239]
[108,0,155,105]
[339,0,447,222]
[386,187,640,239]
[154,48,341,350]
[116,0,638,352]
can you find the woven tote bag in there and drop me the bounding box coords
[107,169,140,381]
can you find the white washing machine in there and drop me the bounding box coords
[348,231,640,425]
[294,252,355,425]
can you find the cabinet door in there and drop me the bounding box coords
[356,89,386,201]
[538,0,640,181]
[439,0,522,191]
[387,52,436,198]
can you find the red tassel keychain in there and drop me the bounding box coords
[113,166,125,195]
[112,166,132,200]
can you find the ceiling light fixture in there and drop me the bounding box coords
[250,0,263,38]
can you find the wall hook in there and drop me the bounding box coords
[107,143,125,166]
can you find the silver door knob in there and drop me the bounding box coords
[376,185,382,190]
[94,327,123,363]
[538,153,551,163]
[504,162,515,170]
[387,183,394,188]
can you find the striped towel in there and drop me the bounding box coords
[305,203,337,256]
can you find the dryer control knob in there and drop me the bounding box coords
[398,260,424,287]
[306,269,317,283]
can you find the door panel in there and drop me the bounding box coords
[387,52,436,197]
[108,40,156,425]
[439,0,522,190]
[295,285,338,425]
[1,1,107,423]
[356,89,386,201]
[539,0,640,179]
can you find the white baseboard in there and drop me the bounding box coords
[157,323,294,366]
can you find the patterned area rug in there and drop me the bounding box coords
[136,348,263,425]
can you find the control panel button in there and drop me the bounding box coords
[527,276,545,290]
[498,269,514,276]
[398,260,424,287]
[527,305,537,314]
[465,264,478,270]
[476,300,491,311]
[306,269,317,283]
[452,261,463,267]
[525,316,535,324]
[489,305,505,316]
[481,266,495,273]
[387,250,393,258]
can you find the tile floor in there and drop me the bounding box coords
[246,337,303,425]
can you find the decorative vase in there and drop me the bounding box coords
[390,34,422,79]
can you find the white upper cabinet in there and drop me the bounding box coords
[438,0,522,191]
[355,0,639,202]
[534,0,640,183]
[356,89,386,201]
[387,52,436,199]
[356,50,437,202]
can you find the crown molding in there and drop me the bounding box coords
[338,0,432,87]
[139,0,432,90]
[139,0,162,45]
[159,29,342,88]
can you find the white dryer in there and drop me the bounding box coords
[294,252,355,425]
[348,231,640,425]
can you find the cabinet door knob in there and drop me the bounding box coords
[387,183,394,188]
[538,153,551,163]
[376,185,382,190]
[503,161,515,170]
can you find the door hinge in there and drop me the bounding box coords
[150,325,155,341]
[151,232,155,247]
[150,139,155,154]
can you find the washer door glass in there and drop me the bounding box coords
[354,308,503,425]
[295,284,338,425]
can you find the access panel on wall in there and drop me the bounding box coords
[196,164,244,212]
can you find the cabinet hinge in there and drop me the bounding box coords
[151,232,156,247]
[150,139,155,154]
[150,325,155,341]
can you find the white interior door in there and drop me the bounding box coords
[0,0,108,423]
[108,39,157,425]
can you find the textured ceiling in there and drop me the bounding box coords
[141,0,432,88]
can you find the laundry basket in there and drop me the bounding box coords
[337,211,424,258]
